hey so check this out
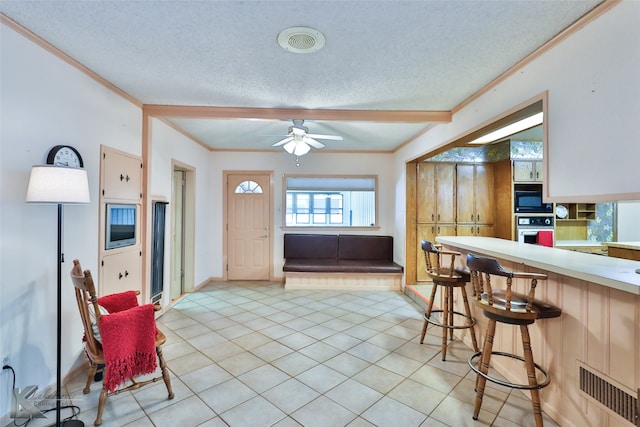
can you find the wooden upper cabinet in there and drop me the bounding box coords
[513,160,543,182]
[456,164,494,225]
[416,163,455,224]
[417,163,436,223]
[435,164,456,223]
[456,164,475,223]
[475,164,494,224]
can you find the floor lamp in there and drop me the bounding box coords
[26,165,90,427]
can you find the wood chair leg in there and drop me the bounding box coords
[95,388,108,426]
[84,362,97,394]
[521,324,544,427]
[420,282,438,344]
[474,319,496,420]
[460,286,479,352]
[448,287,454,341]
[441,285,449,361]
[156,346,174,399]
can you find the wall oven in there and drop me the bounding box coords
[514,184,553,214]
[516,216,554,246]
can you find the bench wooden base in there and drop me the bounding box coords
[284,271,402,291]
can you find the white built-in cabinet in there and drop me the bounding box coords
[99,146,143,298]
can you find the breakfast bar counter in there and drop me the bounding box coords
[434,236,640,427]
[436,236,640,294]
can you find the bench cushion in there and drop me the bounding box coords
[284,234,338,259]
[284,259,403,274]
[338,235,394,261]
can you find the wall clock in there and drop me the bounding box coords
[46,145,84,168]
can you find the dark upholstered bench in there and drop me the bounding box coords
[283,234,403,290]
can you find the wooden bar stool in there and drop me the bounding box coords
[419,240,479,361]
[466,253,561,427]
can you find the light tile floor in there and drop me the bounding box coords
[20,281,561,426]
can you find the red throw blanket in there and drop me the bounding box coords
[99,301,157,392]
[98,290,139,314]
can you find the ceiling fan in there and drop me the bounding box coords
[272,119,343,156]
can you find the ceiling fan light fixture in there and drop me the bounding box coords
[278,27,325,54]
[284,140,311,156]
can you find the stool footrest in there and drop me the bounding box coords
[468,351,551,390]
[424,310,477,330]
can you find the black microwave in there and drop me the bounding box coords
[514,189,553,213]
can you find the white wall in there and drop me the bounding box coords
[0,24,142,417]
[617,201,640,241]
[392,1,640,263]
[149,119,215,303]
[210,151,398,277]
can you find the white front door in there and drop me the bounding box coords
[226,173,271,280]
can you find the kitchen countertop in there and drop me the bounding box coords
[436,236,640,294]
[555,240,603,247]
[601,241,640,250]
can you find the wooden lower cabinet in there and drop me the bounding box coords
[457,224,495,237]
[416,223,456,281]
[607,246,640,261]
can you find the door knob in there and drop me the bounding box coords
[262,234,269,238]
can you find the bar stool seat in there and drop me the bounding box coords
[466,253,561,427]
[419,240,479,361]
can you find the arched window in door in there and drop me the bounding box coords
[235,180,263,194]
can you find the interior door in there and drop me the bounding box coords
[227,173,271,280]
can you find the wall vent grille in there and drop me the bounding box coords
[578,363,638,425]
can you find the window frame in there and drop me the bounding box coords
[281,174,379,230]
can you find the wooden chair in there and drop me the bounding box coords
[419,240,479,361]
[466,253,561,427]
[70,259,174,426]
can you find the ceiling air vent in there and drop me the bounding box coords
[578,362,638,425]
[277,27,325,54]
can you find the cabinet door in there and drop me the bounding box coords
[416,163,436,223]
[513,161,534,182]
[436,224,456,238]
[456,164,475,223]
[102,151,142,201]
[101,249,142,296]
[475,164,494,224]
[457,224,494,237]
[436,164,456,223]
[456,224,476,236]
[534,160,544,182]
[416,224,436,281]
[476,224,495,237]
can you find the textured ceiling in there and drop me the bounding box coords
[0,1,603,152]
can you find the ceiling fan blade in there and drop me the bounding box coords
[304,137,325,149]
[306,133,343,141]
[272,137,293,147]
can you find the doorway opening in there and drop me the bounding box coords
[171,162,195,301]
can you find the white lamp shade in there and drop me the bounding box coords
[26,165,91,204]
[295,141,311,156]
[284,141,311,156]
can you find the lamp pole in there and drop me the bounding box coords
[26,165,89,427]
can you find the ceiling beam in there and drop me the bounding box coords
[142,105,451,123]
